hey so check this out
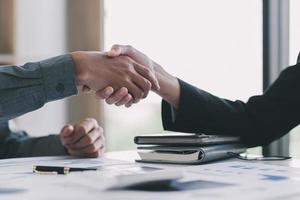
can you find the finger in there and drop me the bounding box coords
[108,44,136,58]
[60,125,74,138]
[95,86,114,100]
[131,72,151,99]
[88,145,106,158]
[72,118,98,144]
[110,45,160,91]
[80,136,105,155]
[125,81,144,102]
[133,62,160,91]
[115,94,133,106]
[69,134,106,157]
[111,45,144,66]
[73,126,104,149]
[105,87,129,105]
[125,100,134,108]
[60,125,74,146]
[66,148,84,157]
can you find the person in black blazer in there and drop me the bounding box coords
[98,45,300,147]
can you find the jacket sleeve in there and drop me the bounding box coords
[0,122,67,158]
[162,63,300,146]
[0,54,78,123]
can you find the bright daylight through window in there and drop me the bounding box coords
[104,0,262,151]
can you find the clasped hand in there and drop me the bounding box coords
[72,48,160,106]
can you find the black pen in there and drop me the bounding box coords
[33,165,97,175]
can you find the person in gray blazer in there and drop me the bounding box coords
[98,44,300,147]
[0,51,159,158]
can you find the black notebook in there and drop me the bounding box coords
[134,132,240,146]
[135,132,245,164]
[136,144,246,164]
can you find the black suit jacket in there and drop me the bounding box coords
[162,54,300,147]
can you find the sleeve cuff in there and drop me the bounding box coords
[39,54,78,103]
[161,99,177,131]
[161,79,206,133]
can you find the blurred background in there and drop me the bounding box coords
[0,0,299,156]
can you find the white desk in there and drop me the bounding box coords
[1,151,300,200]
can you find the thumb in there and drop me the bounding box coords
[60,124,74,138]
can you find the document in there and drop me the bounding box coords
[179,161,300,199]
[1,156,300,200]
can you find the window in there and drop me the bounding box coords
[289,0,300,158]
[104,0,262,151]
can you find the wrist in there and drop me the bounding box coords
[154,63,180,108]
[71,51,89,87]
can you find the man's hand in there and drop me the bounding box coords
[97,45,181,108]
[60,118,105,158]
[96,45,159,107]
[71,51,159,101]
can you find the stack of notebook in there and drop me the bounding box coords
[134,132,246,164]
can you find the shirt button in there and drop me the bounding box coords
[56,83,65,93]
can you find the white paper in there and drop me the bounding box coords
[1,156,300,200]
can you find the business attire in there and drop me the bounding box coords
[162,53,300,147]
[0,55,77,158]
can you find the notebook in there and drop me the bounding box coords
[134,132,240,146]
[136,144,246,164]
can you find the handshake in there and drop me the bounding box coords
[57,45,181,159]
[71,45,180,108]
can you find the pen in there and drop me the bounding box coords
[33,165,97,175]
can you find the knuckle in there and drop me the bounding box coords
[85,118,97,125]
[123,76,132,84]
[94,126,102,134]
[78,126,87,134]
[89,145,97,152]
[123,63,132,72]
[121,56,131,65]
[91,118,98,126]
[143,67,151,75]
[145,81,151,90]
[97,126,104,133]
[126,45,133,50]
[85,136,93,144]
[126,45,135,54]
[112,44,119,49]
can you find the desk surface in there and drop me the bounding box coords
[1,151,300,200]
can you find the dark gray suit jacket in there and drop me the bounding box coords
[162,53,300,147]
[0,55,77,158]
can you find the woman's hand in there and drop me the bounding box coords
[97,44,180,108]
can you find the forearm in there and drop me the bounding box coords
[0,54,78,122]
[154,63,181,109]
[161,63,300,146]
[1,131,67,158]
[161,79,248,131]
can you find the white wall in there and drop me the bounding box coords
[13,0,68,136]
